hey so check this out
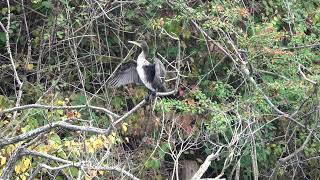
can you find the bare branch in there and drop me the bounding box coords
[298,64,317,85]
[0,121,110,148]
[1,135,42,179]
[0,104,120,118]
[4,148,140,180]
[279,130,314,163]
[191,146,223,180]
[282,43,320,50]
[0,146,24,179]
[0,0,24,120]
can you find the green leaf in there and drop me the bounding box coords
[0,95,12,108]
[57,149,67,159]
[72,94,86,105]
[68,167,79,178]
[50,134,62,145]
[145,158,161,169]
[27,117,39,129]
[56,31,64,39]
[1,8,8,15]
[42,1,53,9]
[158,143,170,158]
[58,0,69,5]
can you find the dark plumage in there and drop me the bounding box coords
[107,40,166,93]
[107,61,142,87]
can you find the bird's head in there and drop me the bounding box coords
[128,40,149,56]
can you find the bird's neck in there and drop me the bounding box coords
[137,51,149,66]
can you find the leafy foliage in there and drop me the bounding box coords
[0,0,320,179]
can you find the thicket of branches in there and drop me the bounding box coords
[0,0,320,179]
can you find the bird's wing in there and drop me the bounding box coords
[154,57,166,82]
[153,57,167,92]
[107,61,142,87]
[154,58,167,83]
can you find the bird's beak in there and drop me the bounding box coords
[128,41,142,48]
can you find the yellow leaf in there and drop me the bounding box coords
[122,123,128,133]
[55,100,65,106]
[56,109,64,115]
[87,144,94,154]
[89,170,97,176]
[20,175,26,180]
[21,127,28,133]
[26,63,34,71]
[0,156,6,166]
[6,144,16,154]
[182,30,191,39]
[85,175,91,180]
[21,157,31,172]
[107,132,116,144]
[64,140,71,148]
[15,164,21,174]
[75,111,81,118]
[93,138,104,149]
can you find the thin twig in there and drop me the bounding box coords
[282,43,320,50]
[279,130,314,163]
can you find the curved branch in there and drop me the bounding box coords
[191,146,223,180]
[3,148,140,180]
[279,130,314,163]
[25,150,140,180]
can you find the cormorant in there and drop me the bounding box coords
[107,40,167,95]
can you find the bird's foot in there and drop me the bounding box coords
[151,91,156,97]
[145,91,157,103]
[144,94,150,101]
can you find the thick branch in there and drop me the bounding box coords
[0,104,119,118]
[191,146,223,180]
[0,147,24,179]
[1,136,41,179]
[21,149,139,180]
[0,121,110,148]
[3,147,140,180]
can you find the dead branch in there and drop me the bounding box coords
[279,130,314,163]
[0,121,110,148]
[26,150,140,180]
[2,148,140,180]
[1,135,42,179]
[0,104,120,118]
[0,0,24,120]
[191,146,223,180]
[282,43,320,50]
[298,64,317,85]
